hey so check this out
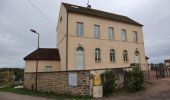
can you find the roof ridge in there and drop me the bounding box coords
[62,2,127,18]
[62,2,143,26]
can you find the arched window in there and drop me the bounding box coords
[76,47,84,70]
[110,49,115,62]
[123,50,128,62]
[135,49,140,63]
[95,48,101,62]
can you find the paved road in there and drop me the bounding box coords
[0,92,55,100]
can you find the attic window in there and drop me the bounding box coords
[71,5,79,9]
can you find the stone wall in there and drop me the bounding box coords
[24,70,91,96]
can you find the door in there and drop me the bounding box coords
[76,47,84,70]
[135,53,140,63]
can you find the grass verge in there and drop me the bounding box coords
[0,86,92,100]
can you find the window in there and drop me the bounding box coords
[110,49,115,62]
[121,29,127,41]
[108,27,114,40]
[68,72,77,86]
[94,25,100,38]
[76,47,84,70]
[165,63,170,66]
[44,66,52,72]
[95,48,101,62]
[123,50,128,62]
[135,50,140,63]
[76,22,84,36]
[133,31,138,42]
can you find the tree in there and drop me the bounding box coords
[126,65,144,92]
[101,70,117,96]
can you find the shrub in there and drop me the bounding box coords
[126,65,144,93]
[101,70,117,96]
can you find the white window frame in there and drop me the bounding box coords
[123,50,128,62]
[76,22,84,36]
[95,48,101,62]
[108,27,114,40]
[94,25,100,38]
[110,49,115,62]
[133,31,138,43]
[76,47,84,70]
[121,29,127,41]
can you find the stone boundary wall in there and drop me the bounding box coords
[24,70,91,96]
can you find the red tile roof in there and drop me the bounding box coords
[24,48,60,61]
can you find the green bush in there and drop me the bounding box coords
[126,65,144,93]
[101,70,117,96]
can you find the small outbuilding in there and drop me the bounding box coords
[24,48,61,72]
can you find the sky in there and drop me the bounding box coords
[0,0,170,68]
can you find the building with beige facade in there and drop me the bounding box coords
[57,3,146,71]
[24,2,148,97]
[24,2,147,72]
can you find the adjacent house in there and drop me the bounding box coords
[24,48,60,72]
[165,59,170,77]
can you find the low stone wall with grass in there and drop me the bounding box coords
[24,70,91,96]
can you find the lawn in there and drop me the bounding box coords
[0,86,92,100]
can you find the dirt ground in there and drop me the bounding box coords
[100,78,170,100]
[0,92,54,100]
[1,78,170,100]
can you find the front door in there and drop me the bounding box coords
[76,47,84,70]
[135,54,140,63]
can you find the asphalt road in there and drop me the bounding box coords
[0,92,55,100]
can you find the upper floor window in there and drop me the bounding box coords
[95,48,101,62]
[133,31,138,43]
[94,25,100,38]
[110,49,115,62]
[123,50,128,62]
[108,27,114,40]
[76,22,84,36]
[121,29,127,41]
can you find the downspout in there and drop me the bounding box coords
[66,11,68,70]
